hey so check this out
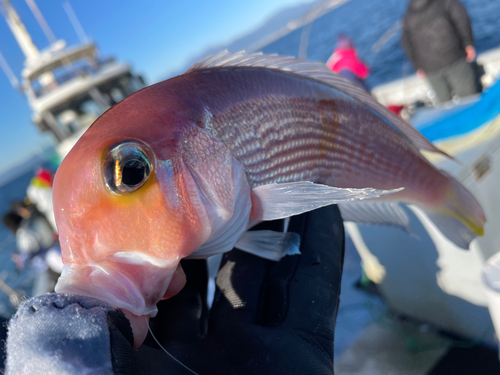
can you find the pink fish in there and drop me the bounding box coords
[53,51,485,347]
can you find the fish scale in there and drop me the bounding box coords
[191,68,440,198]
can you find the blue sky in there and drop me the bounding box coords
[0,0,314,174]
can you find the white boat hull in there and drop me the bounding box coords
[348,107,500,345]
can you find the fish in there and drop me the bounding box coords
[52,51,485,347]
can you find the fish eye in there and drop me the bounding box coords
[103,142,153,194]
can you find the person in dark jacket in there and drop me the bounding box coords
[401,0,481,102]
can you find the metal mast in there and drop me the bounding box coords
[1,0,40,62]
[1,0,55,88]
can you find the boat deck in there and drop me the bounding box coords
[334,235,500,375]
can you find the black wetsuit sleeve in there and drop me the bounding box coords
[446,0,473,47]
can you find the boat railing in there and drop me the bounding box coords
[28,57,119,98]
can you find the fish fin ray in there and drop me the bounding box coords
[432,170,486,237]
[339,200,479,249]
[189,50,451,158]
[422,209,478,249]
[338,201,411,233]
[250,182,402,221]
[234,230,301,261]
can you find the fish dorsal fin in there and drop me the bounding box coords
[188,50,451,159]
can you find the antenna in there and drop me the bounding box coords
[25,0,57,45]
[0,49,21,91]
[63,1,89,44]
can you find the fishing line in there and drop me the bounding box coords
[146,317,199,375]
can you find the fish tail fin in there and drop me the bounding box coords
[435,171,486,238]
[336,174,485,249]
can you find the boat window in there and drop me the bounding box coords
[29,58,99,98]
[52,59,97,85]
[80,100,102,118]
[34,72,146,140]
[30,76,59,98]
[109,88,125,104]
[99,76,146,107]
[31,80,43,98]
[129,75,146,92]
[53,96,102,135]
[56,110,79,134]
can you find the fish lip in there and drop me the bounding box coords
[54,254,179,318]
[55,264,157,317]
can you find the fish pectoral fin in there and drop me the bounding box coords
[234,230,301,261]
[338,201,412,234]
[250,182,402,221]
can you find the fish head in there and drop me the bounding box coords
[52,88,218,347]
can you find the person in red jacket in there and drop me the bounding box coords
[327,34,370,91]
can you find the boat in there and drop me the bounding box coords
[371,48,500,110]
[342,53,500,350]
[1,0,146,159]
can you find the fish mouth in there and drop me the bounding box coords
[54,252,180,318]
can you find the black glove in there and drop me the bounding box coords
[4,205,344,375]
[134,204,345,374]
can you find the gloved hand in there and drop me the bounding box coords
[135,204,345,374]
[4,205,344,375]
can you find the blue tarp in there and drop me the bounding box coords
[415,79,500,143]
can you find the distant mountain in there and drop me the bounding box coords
[166,0,325,78]
[227,2,317,52]
[0,148,54,187]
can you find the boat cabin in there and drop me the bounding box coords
[22,41,145,153]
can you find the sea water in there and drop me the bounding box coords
[261,0,500,88]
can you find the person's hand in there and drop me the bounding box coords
[133,205,345,374]
[416,69,426,79]
[4,205,345,375]
[465,45,476,63]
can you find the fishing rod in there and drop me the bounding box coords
[0,235,16,252]
[297,0,355,59]
[0,277,23,307]
[298,21,313,59]
[0,236,24,307]
[371,19,402,54]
